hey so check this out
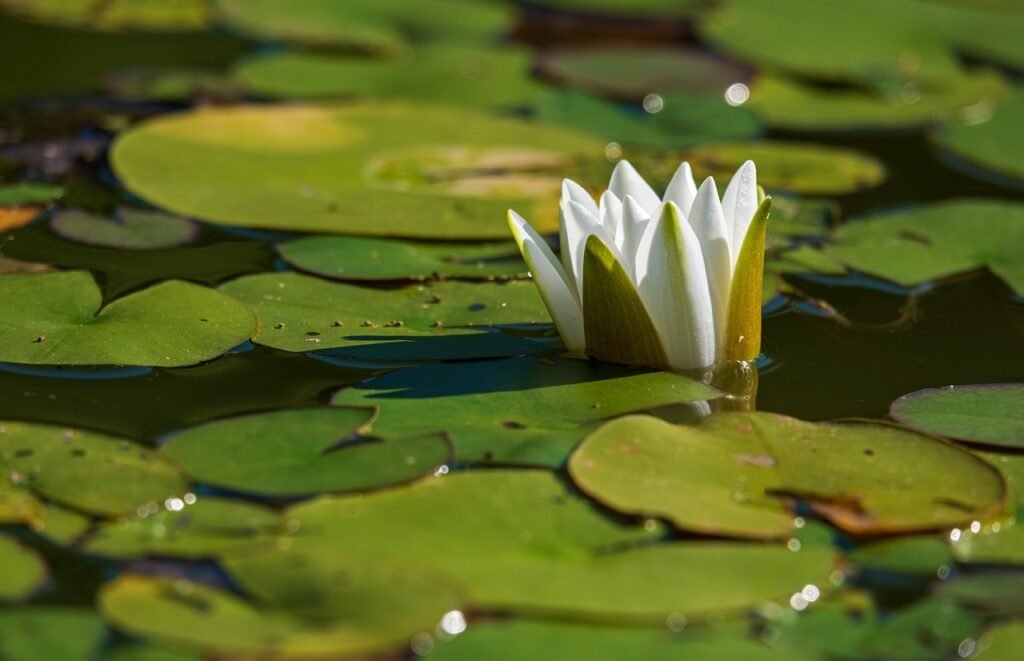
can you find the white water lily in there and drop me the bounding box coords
[508,159,771,372]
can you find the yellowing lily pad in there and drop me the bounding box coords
[111,103,601,239]
[891,383,1024,449]
[569,413,1007,537]
[935,90,1024,187]
[50,208,199,249]
[160,407,451,497]
[0,535,46,600]
[0,609,106,660]
[0,271,256,366]
[824,200,1024,294]
[331,355,719,466]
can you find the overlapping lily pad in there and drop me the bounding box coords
[935,90,1024,187]
[569,413,1007,537]
[111,103,601,239]
[0,609,106,659]
[0,271,256,366]
[891,383,1024,448]
[824,200,1024,294]
[160,407,451,497]
[278,236,524,282]
[332,355,718,465]
[0,535,45,599]
[51,208,199,250]
[282,470,834,620]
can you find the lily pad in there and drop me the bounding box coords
[0,420,189,518]
[0,182,63,206]
[939,573,1024,615]
[0,0,211,31]
[50,208,199,250]
[846,536,953,575]
[160,407,451,497]
[951,522,1024,566]
[891,383,1024,448]
[975,621,1024,661]
[234,46,543,109]
[824,200,1024,295]
[283,470,835,620]
[568,413,1007,537]
[0,271,256,366]
[278,236,525,282]
[0,206,43,231]
[0,609,106,660]
[83,497,281,558]
[0,535,45,599]
[935,90,1024,187]
[219,272,552,361]
[111,103,601,239]
[331,355,718,466]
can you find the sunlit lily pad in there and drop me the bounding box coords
[235,46,543,109]
[32,503,92,545]
[220,272,551,361]
[891,383,1024,448]
[0,420,189,518]
[283,470,834,620]
[569,413,1007,537]
[951,522,1024,566]
[0,182,63,206]
[0,535,45,599]
[0,271,255,366]
[824,200,1024,294]
[332,355,718,466]
[50,208,199,250]
[935,90,1024,187]
[105,644,201,661]
[111,104,601,239]
[160,407,451,497]
[976,621,1024,661]
[0,609,105,660]
[0,0,211,31]
[278,236,524,282]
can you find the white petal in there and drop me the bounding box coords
[615,195,651,280]
[663,162,698,216]
[720,160,758,266]
[598,190,623,238]
[634,203,715,370]
[688,177,732,349]
[561,200,615,297]
[508,210,585,353]
[609,160,661,217]
[562,178,598,218]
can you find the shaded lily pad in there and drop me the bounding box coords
[891,383,1024,448]
[160,407,451,497]
[111,103,601,239]
[283,470,834,621]
[0,271,256,366]
[939,573,1024,616]
[83,497,280,558]
[235,46,543,109]
[935,90,1024,187]
[331,355,718,466]
[0,182,63,206]
[824,200,1024,295]
[0,608,106,659]
[0,0,211,31]
[219,272,552,361]
[846,536,953,575]
[50,208,199,250]
[524,0,706,19]
[0,420,189,518]
[278,236,525,282]
[0,534,45,599]
[569,413,1007,537]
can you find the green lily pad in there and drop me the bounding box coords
[32,503,93,545]
[0,271,256,367]
[824,200,1024,295]
[0,182,63,206]
[935,90,1024,187]
[219,272,552,362]
[976,621,1024,661]
[331,355,718,466]
[891,383,1024,448]
[283,470,835,621]
[160,407,451,497]
[846,536,953,575]
[952,522,1024,566]
[111,103,601,239]
[0,420,189,518]
[234,45,543,109]
[0,535,46,600]
[50,208,199,250]
[0,609,106,660]
[278,236,525,282]
[939,573,1024,615]
[83,497,281,558]
[568,413,1007,537]
[537,47,750,101]
[0,0,211,31]
[105,644,201,661]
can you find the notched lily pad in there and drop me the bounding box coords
[569,412,1007,537]
[935,90,1024,187]
[51,207,199,250]
[0,534,46,600]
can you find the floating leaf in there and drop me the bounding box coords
[935,90,1024,187]
[939,573,1024,616]
[105,644,202,661]
[846,536,953,575]
[952,522,1024,566]
[0,535,45,600]
[0,182,63,206]
[569,413,1007,537]
[975,621,1024,661]
[824,200,1024,295]
[0,206,42,231]
[278,236,524,282]
[0,609,106,659]
[50,208,199,250]
[160,407,451,497]
[332,355,718,466]
[891,383,1024,449]
[111,104,601,239]
[0,0,211,31]
[0,271,256,366]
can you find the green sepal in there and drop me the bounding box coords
[582,234,668,368]
[723,196,772,362]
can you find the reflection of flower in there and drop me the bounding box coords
[508,160,771,371]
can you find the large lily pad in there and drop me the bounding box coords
[824,200,1024,295]
[0,271,255,366]
[282,470,834,620]
[331,355,718,466]
[278,236,525,282]
[0,535,45,600]
[111,103,601,239]
[219,272,552,361]
[160,407,451,497]
[569,413,1007,537]
[935,90,1024,187]
[50,208,199,250]
[0,609,106,660]
[891,383,1024,448]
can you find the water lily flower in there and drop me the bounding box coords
[508,159,771,372]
